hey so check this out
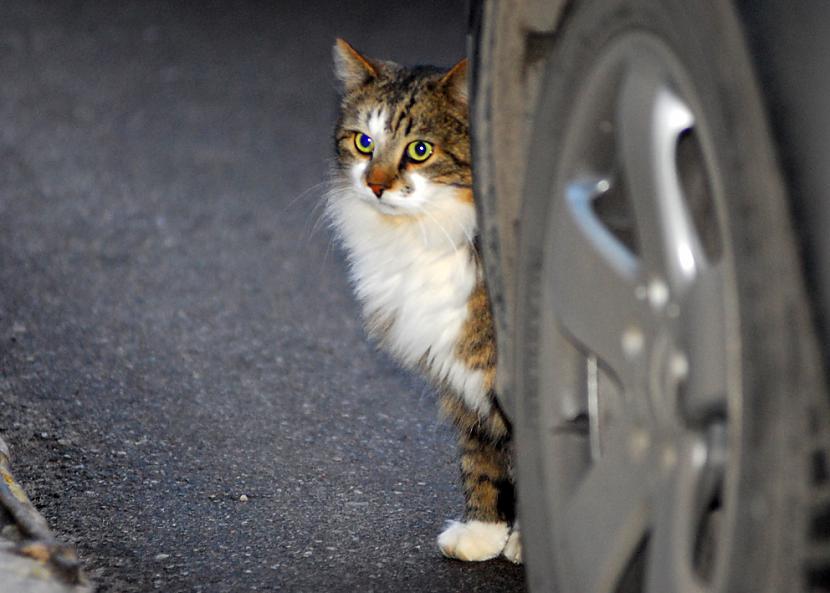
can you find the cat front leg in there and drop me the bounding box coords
[437,419,516,562]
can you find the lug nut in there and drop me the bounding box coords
[622,326,644,359]
[670,352,689,380]
[647,278,669,310]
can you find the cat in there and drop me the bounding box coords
[326,39,521,564]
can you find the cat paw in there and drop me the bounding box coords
[502,527,522,564]
[437,520,509,561]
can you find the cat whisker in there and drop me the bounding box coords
[282,181,345,253]
[297,200,331,252]
[415,216,429,247]
[284,180,330,212]
[307,199,334,238]
[421,208,460,257]
[305,182,353,241]
[321,232,340,271]
[434,204,476,249]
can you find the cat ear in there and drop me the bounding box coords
[440,58,468,105]
[333,38,379,91]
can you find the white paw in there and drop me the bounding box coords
[437,520,509,561]
[502,528,522,564]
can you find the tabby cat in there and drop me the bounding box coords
[327,39,520,564]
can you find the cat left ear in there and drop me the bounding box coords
[333,38,379,92]
[440,58,469,105]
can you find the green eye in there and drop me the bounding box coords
[406,140,433,162]
[354,132,374,155]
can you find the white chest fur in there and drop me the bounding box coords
[328,187,490,415]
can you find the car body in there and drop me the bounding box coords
[470,1,830,591]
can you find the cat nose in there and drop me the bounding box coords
[368,182,386,198]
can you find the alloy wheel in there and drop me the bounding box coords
[539,33,740,593]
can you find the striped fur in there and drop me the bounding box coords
[327,39,518,562]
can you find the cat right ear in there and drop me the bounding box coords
[333,38,379,92]
[440,58,468,106]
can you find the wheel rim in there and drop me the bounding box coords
[539,33,741,593]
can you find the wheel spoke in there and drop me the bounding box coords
[552,179,646,384]
[679,260,729,422]
[617,57,706,294]
[560,429,651,593]
[645,436,711,593]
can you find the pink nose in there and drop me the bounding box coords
[368,183,386,198]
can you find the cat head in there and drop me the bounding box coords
[331,39,470,218]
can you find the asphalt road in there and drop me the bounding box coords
[0,2,526,592]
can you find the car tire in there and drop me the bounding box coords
[508,1,830,592]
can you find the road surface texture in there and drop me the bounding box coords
[0,2,526,592]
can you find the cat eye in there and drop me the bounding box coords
[406,140,433,162]
[354,132,374,155]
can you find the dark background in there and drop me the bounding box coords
[0,1,525,591]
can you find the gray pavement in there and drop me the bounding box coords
[0,2,526,592]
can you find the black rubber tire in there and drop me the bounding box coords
[511,1,830,592]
